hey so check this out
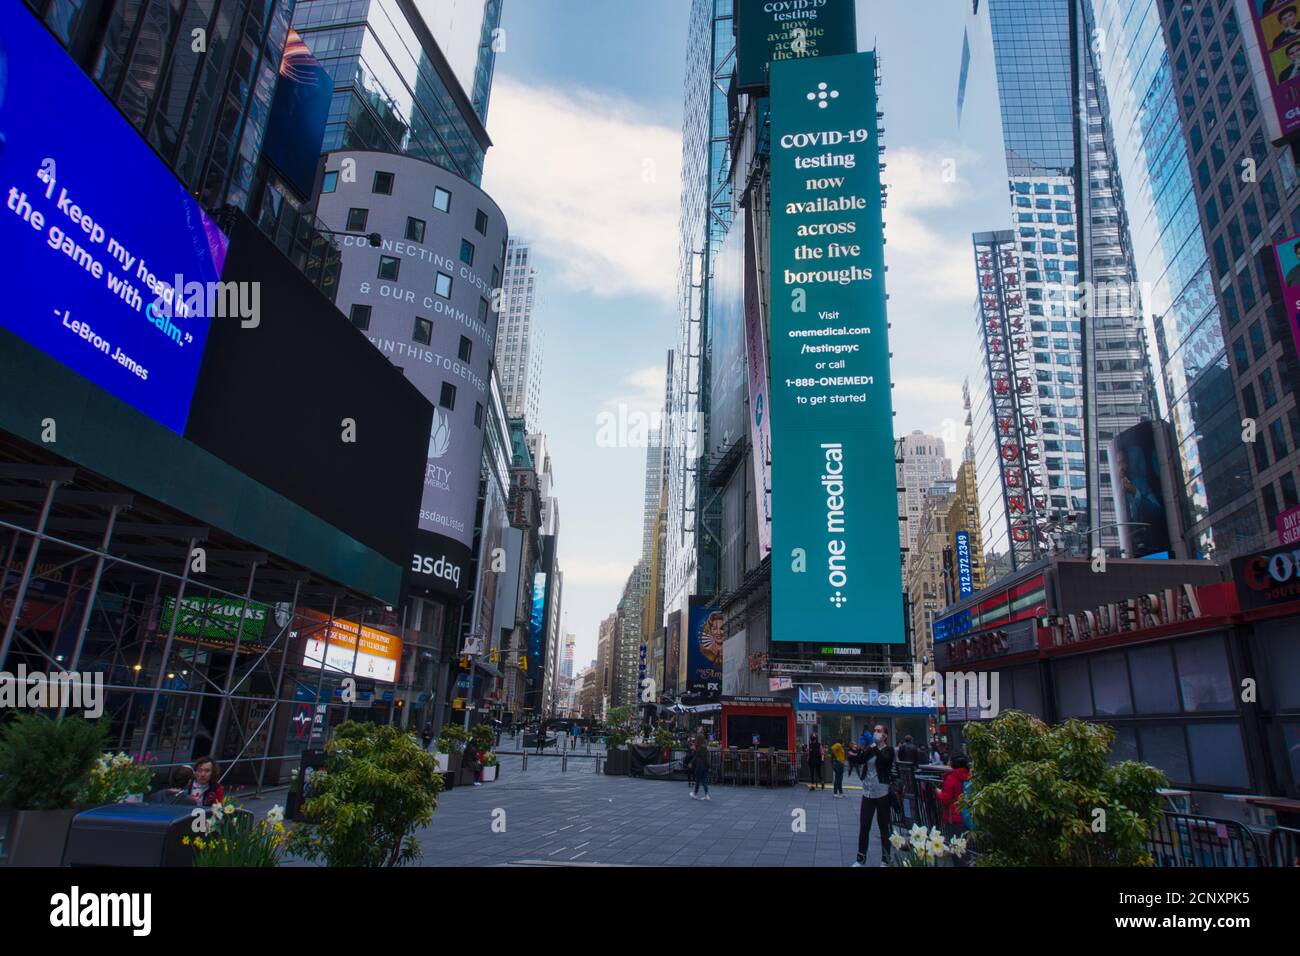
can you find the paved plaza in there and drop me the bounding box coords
[250,748,890,867]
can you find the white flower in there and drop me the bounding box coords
[909,824,928,845]
[888,831,907,851]
[927,832,947,857]
[208,804,224,823]
[266,805,284,824]
[951,836,968,858]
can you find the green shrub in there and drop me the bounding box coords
[963,711,1166,867]
[287,722,442,867]
[468,722,494,752]
[0,713,107,810]
[437,724,468,754]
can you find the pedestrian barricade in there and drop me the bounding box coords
[1266,825,1300,867]
[1144,812,1265,867]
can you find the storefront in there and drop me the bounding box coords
[792,684,935,751]
[932,554,1300,811]
[720,696,795,750]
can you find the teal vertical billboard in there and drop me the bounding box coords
[769,51,903,644]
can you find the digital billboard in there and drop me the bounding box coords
[315,153,508,602]
[735,0,858,94]
[686,596,723,698]
[1238,0,1300,143]
[262,29,333,200]
[769,52,904,644]
[955,530,974,598]
[665,610,683,695]
[1272,231,1300,360]
[1108,420,1172,559]
[300,609,402,684]
[0,5,228,434]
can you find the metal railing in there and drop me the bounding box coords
[1144,812,1266,867]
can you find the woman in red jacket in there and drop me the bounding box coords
[936,752,971,842]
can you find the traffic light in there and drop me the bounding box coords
[451,698,465,710]
[490,647,499,664]
[395,698,405,710]
[459,655,469,670]
[518,656,528,671]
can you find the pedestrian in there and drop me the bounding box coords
[830,738,847,798]
[929,738,943,765]
[464,740,483,786]
[937,752,972,847]
[853,724,895,867]
[185,756,224,807]
[896,734,919,765]
[421,720,436,752]
[690,733,711,801]
[806,731,825,791]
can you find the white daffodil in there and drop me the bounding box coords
[909,823,928,845]
[927,832,948,857]
[951,836,968,858]
[208,804,224,823]
[889,831,907,851]
[266,805,285,824]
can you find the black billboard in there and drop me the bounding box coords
[1108,420,1173,558]
[185,211,432,570]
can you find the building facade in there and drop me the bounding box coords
[496,238,544,431]
[899,431,954,568]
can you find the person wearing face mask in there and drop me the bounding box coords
[806,731,825,791]
[852,724,895,867]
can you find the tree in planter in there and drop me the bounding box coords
[286,722,443,867]
[0,713,107,810]
[437,724,469,755]
[962,710,1166,867]
[468,722,494,753]
[605,706,633,749]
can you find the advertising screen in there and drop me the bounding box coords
[1241,0,1300,143]
[955,530,974,598]
[710,216,748,459]
[529,573,548,668]
[769,52,904,644]
[686,597,723,698]
[261,29,332,200]
[735,0,858,94]
[299,609,402,684]
[744,206,774,556]
[1108,420,1172,559]
[0,6,227,434]
[160,596,270,646]
[1272,231,1300,359]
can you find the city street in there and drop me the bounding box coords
[253,750,889,868]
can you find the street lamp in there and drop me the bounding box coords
[317,227,382,248]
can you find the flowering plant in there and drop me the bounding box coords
[887,825,968,867]
[79,752,156,805]
[480,751,498,767]
[183,801,286,867]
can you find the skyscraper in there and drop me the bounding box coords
[497,238,544,431]
[898,431,955,566]
[973,0,1157,576]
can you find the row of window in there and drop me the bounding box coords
[321,169,492,235]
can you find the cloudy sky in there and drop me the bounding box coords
[481,0,1012,668]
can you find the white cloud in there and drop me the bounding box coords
[562,557,635,587]
[482,79,682,304]
[882,145,988,307]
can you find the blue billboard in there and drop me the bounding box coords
[529,572,547,666]
[955,530,973,597]
[0,6,228,434]
[261,29,332,200]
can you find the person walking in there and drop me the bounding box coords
[689,733,711,801]
[806,731,825,791]
[896,734,919,765]
[937,753,972,845]
[830,739,847,798]
[853,725,895,867]
[421,720,436,752]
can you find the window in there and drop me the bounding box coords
[346,208,368,231]
[435,272,452,298]
[349,304,371,330]
[406,217,426,243]
[1090,652,1133,716]
[1128,644,1179,713]
[1174,635,1235,712]
[460,239,475,266]
[322,171,338,193]
[378,256,400,281]
[372,171,394,195]
[474,402,484,428]
[1055,656,1093,718]
[413,317,433,345]
[434,187,452,212]
[458,335,472,362]
[439,382,457,410]
[1187,723,1250,788]
[478,297,490,322]
[1138,725,1190,782]
[475,209,489,234]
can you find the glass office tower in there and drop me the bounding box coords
[984,0,1157,564]
[1089,0,1258,557]
[293,0,499,185]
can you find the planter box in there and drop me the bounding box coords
[433,753,449,773]
[5,809,76,867]
[604,747,631,776]
[480,765,498,782]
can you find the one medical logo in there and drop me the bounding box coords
[805,81,839,109]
